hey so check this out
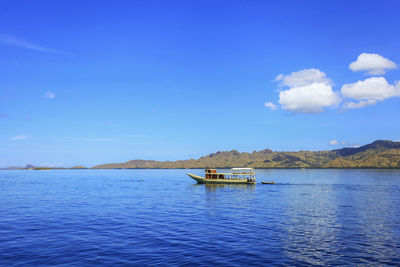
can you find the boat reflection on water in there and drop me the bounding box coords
[200,184,256,212]
[200,183,256,192]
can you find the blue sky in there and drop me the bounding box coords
[1,0,400,167]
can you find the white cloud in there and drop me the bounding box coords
[269,54,399,113]
[274,69,340,114]
[278,83,341,114]
[349,53,397,75]
[10,135,29,141]
[341,77,399,100]
[341,77,400,108]
[265,102,277,111]
[0,34,62,54]
[44,91,55,99]
[275,68,332,87]
[329,140,339,145]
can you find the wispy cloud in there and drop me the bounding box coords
[44,91,55,99]
[0,34,63,54]
[265,102,277,111]
[10,135,29,141]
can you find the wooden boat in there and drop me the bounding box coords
[187,168,256,184]
[261,181,275,184]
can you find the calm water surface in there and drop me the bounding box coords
[1,169,400,266]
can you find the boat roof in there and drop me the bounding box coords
[231,168,254,170]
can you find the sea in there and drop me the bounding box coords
[0,169,399,266]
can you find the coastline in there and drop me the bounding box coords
[2,167,400,170]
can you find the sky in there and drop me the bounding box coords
[1,0,400,167]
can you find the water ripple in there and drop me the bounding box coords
[0,169,399,265]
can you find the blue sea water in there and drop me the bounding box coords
[0,169,400,266]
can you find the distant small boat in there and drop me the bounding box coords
[261,181,275,184]
[187,168,256,184]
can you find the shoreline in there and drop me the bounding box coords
[2,167,400,170]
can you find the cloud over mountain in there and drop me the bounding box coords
[329,140,339,145]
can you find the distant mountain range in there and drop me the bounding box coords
[3,140,399,170]
[92,140,400,169]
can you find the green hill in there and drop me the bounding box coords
[92,140,400,169]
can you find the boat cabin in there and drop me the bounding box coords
[204,168,255,183]
[205,169,225,179]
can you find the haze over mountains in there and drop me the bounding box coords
[92,140,400,169]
